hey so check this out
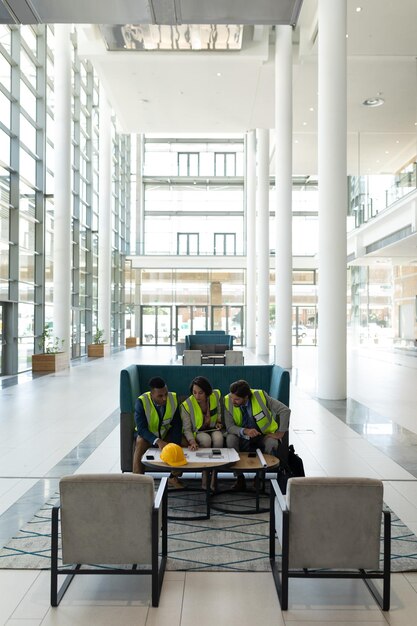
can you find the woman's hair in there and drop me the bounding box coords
[190,375,213,397]
[229,379,251,398]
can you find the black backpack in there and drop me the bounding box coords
[277,444,305,494]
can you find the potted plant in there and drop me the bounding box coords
[87,328,110,357]
[32,325,69,372]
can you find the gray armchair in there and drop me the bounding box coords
[182,349,202,365]
[269,477,390,611]
[51,474,168,607]
[225,350,244,365]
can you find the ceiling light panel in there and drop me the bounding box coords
[102,24,243,51]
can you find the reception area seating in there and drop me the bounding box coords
[51,474,168,607]
[120,363,290,473]
[269,477,391,611]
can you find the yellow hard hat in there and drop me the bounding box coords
[160,443,188,467]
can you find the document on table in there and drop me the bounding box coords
[142,448,239,464]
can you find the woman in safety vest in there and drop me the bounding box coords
[180,376,224,490]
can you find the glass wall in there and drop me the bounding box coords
[0,24,130,374]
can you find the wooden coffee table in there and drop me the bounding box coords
[141,448,238,520]
[210,452,280,514]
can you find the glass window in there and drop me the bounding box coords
[19,281,35,301]
[0,205,9,242]
[0,25,11,54]
[215,152,236,176]
[20,114,37,154]
[0,51,11,92]
[20,80,37,119]
[19,215,35,250]
[20,181,36,217]
[19,148,37,186]
[20,49,37,89]
[0,127,10,164]
[19,250,35,283]
[0,89,10,127]
[21,26,37,56]
[0,241,9,281]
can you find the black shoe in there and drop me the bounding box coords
[231,475,246,492]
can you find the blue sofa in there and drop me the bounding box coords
[120,363,290,472]
[184,333,234,358]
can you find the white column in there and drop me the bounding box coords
[246,130,256,349]
[134,134,144,338]
[256,128,270,356]
[98,84,112,345]
[135,134,144,256]
[53,25,72,351]
[318,0,347,399]
[274,25,293,369]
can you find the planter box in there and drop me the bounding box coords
[32,352,69,373]
[87,343,110,358]
[126,337,138,348]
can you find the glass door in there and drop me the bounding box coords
[292,306,317,346]
[211,305,244,345]
[174,306,208,341]
[141,306,173,345]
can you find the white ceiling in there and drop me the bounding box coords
[73,0,417,178]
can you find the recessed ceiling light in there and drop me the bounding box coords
[385,150,389,154]
[356,6,362,12]
[294,140,299,144]
[362,97,385,107]
[309,107,314,112]
[396,140,400,143]
[216,72,221,77]
[302,121,307,126]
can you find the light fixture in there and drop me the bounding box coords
[356,6,362,12]
[362,97,385,107]
[102,24,244,51]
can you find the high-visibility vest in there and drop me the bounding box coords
[181,389,221,436]
[138,391,178,439]
[224,389,278,434]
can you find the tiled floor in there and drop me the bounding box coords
[1,344,417,625]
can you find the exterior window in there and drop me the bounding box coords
[178,152,199,176]
[177,233,199,255]
[214,233,236,255]
[215,152,236,176]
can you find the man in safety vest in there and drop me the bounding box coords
[133,376,184,488]
[224,379,290,490]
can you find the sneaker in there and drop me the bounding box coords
[231,475,246,492]
[168,476,184,489]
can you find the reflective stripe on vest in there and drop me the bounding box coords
[183,389,221,435]
[139,391,178,439]
[224,389,277,434]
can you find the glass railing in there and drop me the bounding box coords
[349,164,417,229]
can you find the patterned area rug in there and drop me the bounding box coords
[1,486,417,572]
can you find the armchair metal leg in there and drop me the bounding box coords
[51,505,80,607]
